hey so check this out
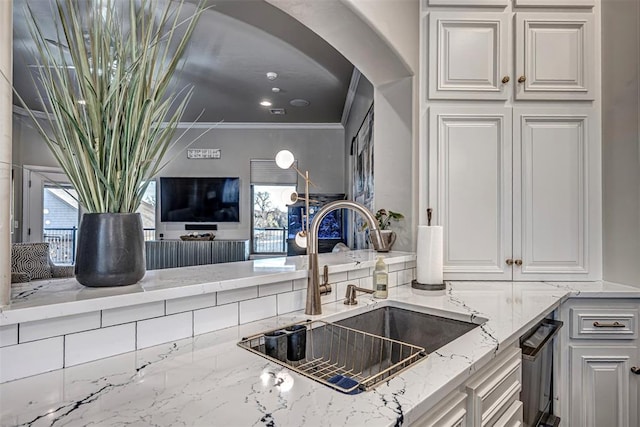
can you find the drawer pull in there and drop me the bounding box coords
[632,367,640,375]
[593,321,625,328]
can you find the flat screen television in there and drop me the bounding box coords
[160,177,240,222]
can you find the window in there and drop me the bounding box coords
[250,159,298,255]
[136,180,157,241]
[253,185,295,253]
[42,185,79,265]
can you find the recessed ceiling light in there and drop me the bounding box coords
[289,98,310,107]
[271,87,280,93]
[260,100,272,107]
[269,108,286,115]
[266,72,278,80]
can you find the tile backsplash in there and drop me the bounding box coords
[0,262,416,383]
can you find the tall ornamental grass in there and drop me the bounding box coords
[19,0,204,212]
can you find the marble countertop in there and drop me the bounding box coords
[1,251,415,325]
[1,280,638,427]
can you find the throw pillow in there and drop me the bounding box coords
[11,243,53,280]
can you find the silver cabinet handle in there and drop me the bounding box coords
[593,321,625,328]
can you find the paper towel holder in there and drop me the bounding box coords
[411,279,445,291]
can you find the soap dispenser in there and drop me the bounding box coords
[373,257,388,299]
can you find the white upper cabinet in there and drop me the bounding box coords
[515,13,594,100]
[513,108,600,280]
[429,13,510,100]
[433,106,600,281]
[427,10,596,101]
[430,107,513,280]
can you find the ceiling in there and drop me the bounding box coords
[12,0,355,123]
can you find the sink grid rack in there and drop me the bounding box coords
[238,319,427,393]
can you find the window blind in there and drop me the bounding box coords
[250,159,298,185]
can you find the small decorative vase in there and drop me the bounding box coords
[376,230,397,252]
[75,213,146,287]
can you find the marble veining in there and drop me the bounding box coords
[1,280,638,426]
[1,251,415,325]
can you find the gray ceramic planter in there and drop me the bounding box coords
[75,213,146,287]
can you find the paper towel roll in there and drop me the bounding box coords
[416,225,443,285]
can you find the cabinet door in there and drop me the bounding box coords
[569,344,639,427]
[515,13,594,100]
[430,107,512,280]
[513,108,600,281]
[429,12,509,100]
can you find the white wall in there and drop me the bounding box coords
[602,0,640,286]
[269,0,419,252]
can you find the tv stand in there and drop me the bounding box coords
[145,239,249,270]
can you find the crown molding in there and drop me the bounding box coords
[12,106,344,130]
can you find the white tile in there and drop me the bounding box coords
[19,312,100,343]
[102,302,165,327]
[405,260,417,269]
[0,324,18,347]
[258,281,293,297]
[321,289,336,305]
[293,278,307,290]
[327,272,348,283]
[0,337,64,382]
[65,323,136,367]
[335,281,352,303]
[398,269,415,285]
[136,312,193,349]
[347,268,371,280]
[166,294,216,315]
[193,303,238,335]
[217,286,258,305]
[239,296,277,324]
[388,262,405,273]
[358,276,375,290]
[387,271,399,288]
[277,290,306,314]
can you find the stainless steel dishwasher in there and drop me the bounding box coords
[520,318,564,427]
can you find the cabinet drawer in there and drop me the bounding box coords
[570,308,638,340]
[466,347,522,426]
[492,399,523,427]
[413,391,467,427]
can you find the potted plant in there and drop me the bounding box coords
[363,209,404,252]
[12,0,205,286]
[374,209,405,230]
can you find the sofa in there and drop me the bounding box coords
[10,242,75,283]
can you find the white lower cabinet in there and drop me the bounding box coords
[414,391,468,427]
[414,346,522,427]
[568,345,638,427]
[558,299,640,427]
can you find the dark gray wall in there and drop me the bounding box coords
[158,126,345,240]
[602,0,640,286]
